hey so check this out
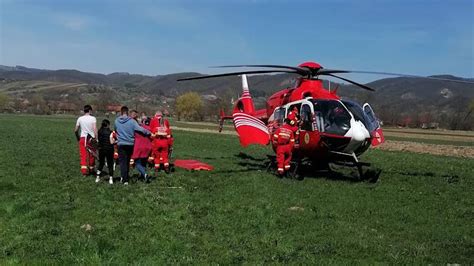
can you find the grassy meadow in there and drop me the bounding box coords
[0,114,473,264]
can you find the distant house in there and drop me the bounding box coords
[50,101,78,113]
[421,122,439,129]
[106,104,122,113]
[202,94,218,101]
[21,99,31,107]
[138,96,151,103]
[58,102,78,112]
[398,117,412,127]
[43,101,78,113]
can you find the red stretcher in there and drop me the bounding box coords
[174,160,214,171]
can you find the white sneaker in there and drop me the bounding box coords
[109,176,113,184]
[95,176,100,183]
[124,182,129,185]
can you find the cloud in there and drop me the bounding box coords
[54,13,95,31]
[142,6,199,26]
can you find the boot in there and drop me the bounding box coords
[95,170,101,183]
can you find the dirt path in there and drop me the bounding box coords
[171,126,237,136]
[373,140,474,158]
[383,131,474,142]
[172,126,474,158]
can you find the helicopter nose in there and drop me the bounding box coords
[350,120,370,142]
[343,119,371,154]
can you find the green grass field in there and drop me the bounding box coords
[383,136,474,147]
[173,120,474,147]
[0,115,473,264]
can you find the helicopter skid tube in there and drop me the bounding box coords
[266,151,380,182]
[328,151,380,181]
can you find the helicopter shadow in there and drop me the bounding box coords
[206,152,270,175]
[209,152,380,183]
[294,162,380,183]
[234,152,268,170]
[209,153,268,175]
[237,152,380,183]
[235,152,267,162]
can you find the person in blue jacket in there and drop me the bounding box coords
[115,106,151,185]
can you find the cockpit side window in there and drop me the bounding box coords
[274,107,286,126]
[300,104,313,131]
[288,103,302,116]
[312,99,351,135]
[363,103,380,131]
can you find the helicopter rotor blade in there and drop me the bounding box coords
[212,64,310,75]
[338,70,474,84]
[177,69,299,81]
[324,73,375,91]
[212,65,357,77]
[316,69,351,75]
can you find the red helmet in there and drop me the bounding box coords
[287,111,297,122]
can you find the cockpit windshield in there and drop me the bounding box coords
[311,99,351,135]
[342,100,379,132]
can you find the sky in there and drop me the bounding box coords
[1,0,473,82]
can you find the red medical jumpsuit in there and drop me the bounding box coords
[273,124,295,174]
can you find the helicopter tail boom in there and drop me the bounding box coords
[236,75,256,114]
[230,75,270,146]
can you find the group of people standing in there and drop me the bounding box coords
[74,105,173,185]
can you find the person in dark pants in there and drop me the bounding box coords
[132,117,152,182]
[114,106,151,185]
[96,119,115,184]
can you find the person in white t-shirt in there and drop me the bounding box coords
[74,105,97,175]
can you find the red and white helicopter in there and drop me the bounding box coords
[178,62,473,179]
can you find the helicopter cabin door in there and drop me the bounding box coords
[269,106,286,134]
[298,101,317,148]
[362,103,385,146]
[362,103,379,131]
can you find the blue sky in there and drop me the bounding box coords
[1,0,473,81]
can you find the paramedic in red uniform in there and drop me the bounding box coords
[272,118,295,176]
[287,106,300,146]
[148,111,163,164]
[74,104,97,175]
[150,111,173,173]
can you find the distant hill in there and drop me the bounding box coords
[0,65,297,95]
[1,65,472,129]
[0,65,155,87]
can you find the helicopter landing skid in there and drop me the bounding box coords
[266,152,380,182]
[328,151,380,182]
